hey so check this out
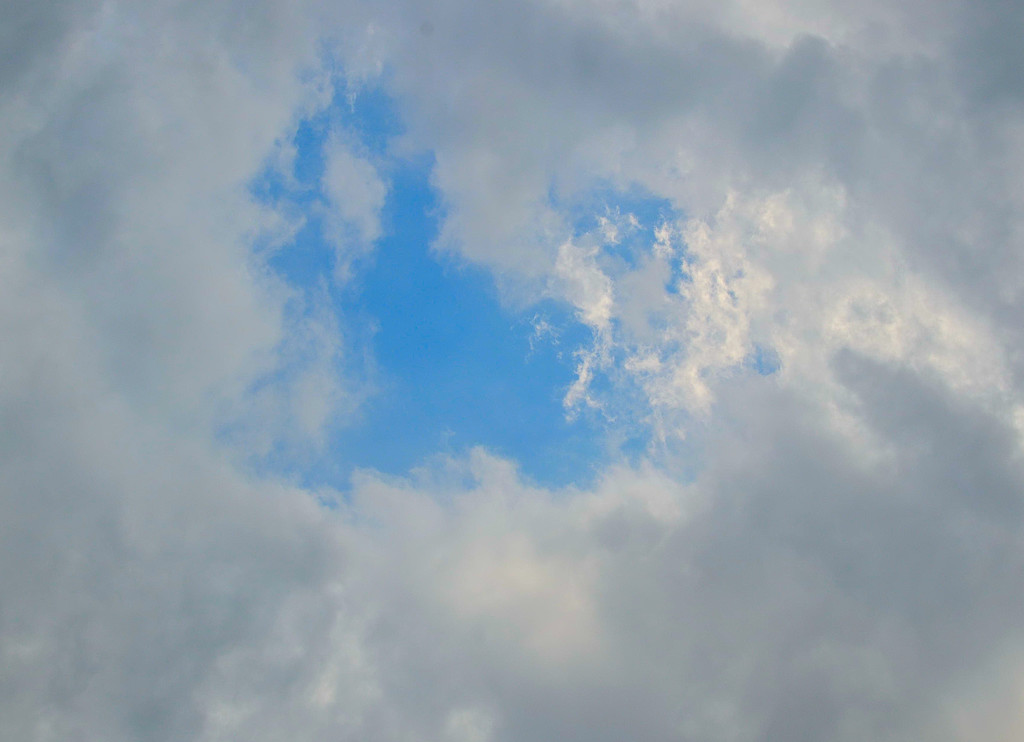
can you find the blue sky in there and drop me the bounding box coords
[253,84,611,489]
[246,82,783,491]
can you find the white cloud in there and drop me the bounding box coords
[4,1,1024,741]
[322,134,388,279]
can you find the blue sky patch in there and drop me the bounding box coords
[328,161,605,488]
[747,344,782,376]
[247,83,607,490]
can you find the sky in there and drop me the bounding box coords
[3,1,1024,740]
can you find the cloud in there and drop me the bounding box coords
[322,133,388,277]
[3,1,1024,741]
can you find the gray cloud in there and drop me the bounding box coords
[3,1,1024,741]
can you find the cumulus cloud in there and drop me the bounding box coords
[3,0,1024,741]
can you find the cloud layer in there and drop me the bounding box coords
[3,1,1024,740]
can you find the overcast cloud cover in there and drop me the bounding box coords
[4,0,1024,739]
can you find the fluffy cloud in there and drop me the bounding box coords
[3,0,1024,741]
